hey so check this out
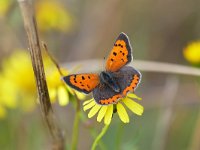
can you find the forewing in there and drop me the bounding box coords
[105,32,132,72]
[63,74,100,94]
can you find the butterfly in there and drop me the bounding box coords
[63,32,141,105]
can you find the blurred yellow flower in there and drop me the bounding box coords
[1,51,36,112]
[183,41,200,64]
[83,93,143,125]
[35,0,72,32]
[0,50,85,118]
[0,105,6,118]
[46,67,83,106]
[0,75,9,118]
[45,58,86,106]
[0,0,11,18]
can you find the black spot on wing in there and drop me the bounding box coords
[116,32,132,63]
[113,52,117,56]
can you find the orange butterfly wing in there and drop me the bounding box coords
[63,74,100,94]
[106,32,132,72]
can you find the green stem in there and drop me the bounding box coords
[90,128,106,150]
[71,96,81,150]
[79,109,106,150]
[91,124,110,150]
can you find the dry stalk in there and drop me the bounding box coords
[17,0,65,149]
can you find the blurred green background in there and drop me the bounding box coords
[0,0,200,150]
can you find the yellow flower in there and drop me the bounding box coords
[44,55,86,105]
[1,50,37,112]
[0,0,12,18]
[35,0,72,32]
[83,93,144,125]
[46,68,75,106]
[45,59,86,106]
[0,50,84,119]
[0,105,6,119]
[183,41,200,64]
[0,75,10,118]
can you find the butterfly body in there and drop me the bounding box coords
[63,32,141,105]
[100,71,120,93]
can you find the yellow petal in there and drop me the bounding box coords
[65,85,74,95]
[1,79,17,108]
[49,88,57,103]
[117,103,129,123]
[59,68,69,76]
[88,104,101,118]
[0,0,11,16]
[183,42,200,64]
[97,106,108,122]
[127,93,142,100]
[36,1,72,32]
[58,86,69,106]
[0,106,6,119]
[75,91,86,100]
[123,98,144,116]
[104,105,113,125]
[83,98,94,106]
[83,101,96,111]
